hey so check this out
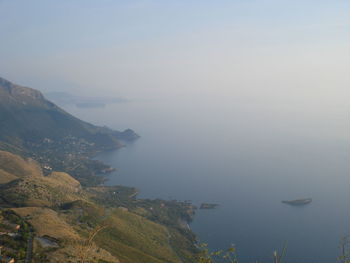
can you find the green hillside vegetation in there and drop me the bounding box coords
[0,150,199,263]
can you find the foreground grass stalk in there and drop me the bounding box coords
[77,225,108,263]
[338,236,350,263]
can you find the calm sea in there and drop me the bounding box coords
[64,95,350,263]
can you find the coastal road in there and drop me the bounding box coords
[24,231,34,263]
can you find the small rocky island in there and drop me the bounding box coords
[200,203,220,209]
[282,198,312,206]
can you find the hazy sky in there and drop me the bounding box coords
[0,0,349,102]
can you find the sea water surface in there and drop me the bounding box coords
[64,95,350,263]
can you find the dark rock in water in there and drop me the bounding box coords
[282,198,312,206]
[200,203,219,209]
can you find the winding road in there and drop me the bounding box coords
[24,231,34,263]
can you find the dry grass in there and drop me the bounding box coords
[0,170,85,207]
[14,207,120,263]
[0,168,18,184]
[0,150,42,178]
[95,208,181,263]
[0,151,84,207]
[12,207,80,240]
[47,171,81,189]
[47,242,120,263]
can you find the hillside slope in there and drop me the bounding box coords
[0,77,137,149]
[0,77,139,185]
[0,151,198,263]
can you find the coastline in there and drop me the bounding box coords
[92,146,200,260]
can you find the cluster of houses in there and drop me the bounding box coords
[0,221,20,236]
[0,221,21,263]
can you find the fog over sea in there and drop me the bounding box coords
[64,93,350,263]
